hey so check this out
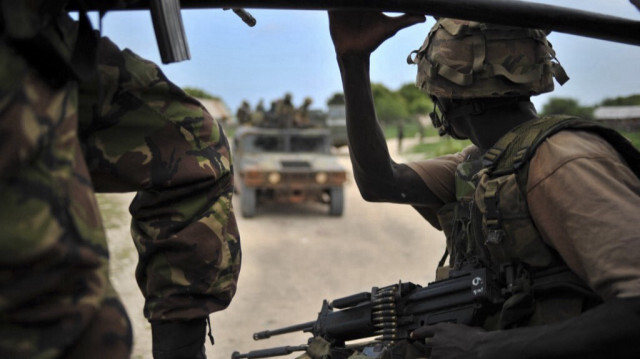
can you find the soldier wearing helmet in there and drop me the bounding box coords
[295,97,315,127]
[408,18,568,142]
[327,10,640,359]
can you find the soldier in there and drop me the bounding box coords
[274,93,296,128]
[396,118,404,153]
[256,99,266,114]
[294,97,314,127]
[328,10,640,359]
[251,99,266,126]
[237,100,253,126]
[0,3,241,359]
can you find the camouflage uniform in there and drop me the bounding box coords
[0,3,241,358]
[236,101,252,125]
[294,97,313,128]
[250,100,266,126]
[274,93,295,128]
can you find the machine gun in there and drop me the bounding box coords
[232,265,504,359]
[78,0,640,64]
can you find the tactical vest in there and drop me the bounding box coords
[436,115,640,330]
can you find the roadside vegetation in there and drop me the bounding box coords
[185,86,640,156]
[377,89,640,157]
[621,130,640,147]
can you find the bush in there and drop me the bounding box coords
[620,130,640,150]
[409,137,472,158]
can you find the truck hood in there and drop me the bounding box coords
[238,152,345,172]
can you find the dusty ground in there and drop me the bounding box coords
[101,138,446,359]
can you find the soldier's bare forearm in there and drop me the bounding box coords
[338,53,398,202]
[336,53,443,207]
[476,297,640,359]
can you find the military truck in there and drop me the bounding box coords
[233,126,347,217]
[326,103,348,148]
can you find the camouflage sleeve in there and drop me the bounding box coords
[0,32,132,357]
[79,37,241,321]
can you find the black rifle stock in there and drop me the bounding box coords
[147,0,256,63]
[232,266,504,359]
[150,0,191,63]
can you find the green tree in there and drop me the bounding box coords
[372,83,409,124]
[408,96,433,116]
[540,97,594,120]
[398,83,424,104]
[327,92,345,105]
[600,94,640,106]
[398,83,433,116]
[183,87,220,100]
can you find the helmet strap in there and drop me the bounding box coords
[430,97,468,140]
[431,97,530,140]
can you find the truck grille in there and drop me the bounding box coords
[284,172,313,182]
[281,160,311,169]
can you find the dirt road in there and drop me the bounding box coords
[102,139,446,359]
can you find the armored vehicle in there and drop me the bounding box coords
[234,126,347,217]
[326,103,348,148]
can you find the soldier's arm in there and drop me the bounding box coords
[413,131,640,358]
[412,297,640,359]
[487,297,640,358]
[329,11,440,210]
[80,37,241,356]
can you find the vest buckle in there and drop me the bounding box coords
[485,229,505,244]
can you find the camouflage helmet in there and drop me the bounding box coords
[407,18,569,99]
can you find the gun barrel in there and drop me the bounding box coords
[232,345,308,359]
[252,320,315,340]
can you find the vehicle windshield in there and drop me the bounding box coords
[241,133,330,154]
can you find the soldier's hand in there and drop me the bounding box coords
[411,322,487,359]
[328,11,425,57]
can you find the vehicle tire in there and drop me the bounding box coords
[329,187,344,216]
[241,186,257,218]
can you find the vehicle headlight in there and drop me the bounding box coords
[315,172,328,184]
[268,172,281,184]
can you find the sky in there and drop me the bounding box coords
[92,0,640,115]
